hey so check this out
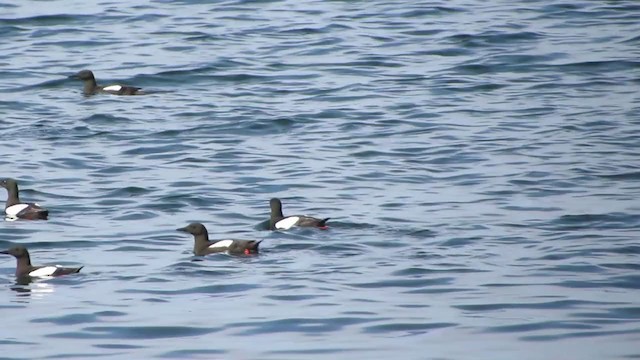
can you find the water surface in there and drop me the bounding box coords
[1,0,639,359]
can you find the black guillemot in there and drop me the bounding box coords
[269,198,329,230]
[1,246,83,278]
[177,222,261,256]
[1,178,48,220]
[69,69,145,96]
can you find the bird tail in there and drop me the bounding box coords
[318,218,330,227]
[244,240,263,255]
[251,240,263,250]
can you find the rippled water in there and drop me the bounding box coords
[1,0,639,359]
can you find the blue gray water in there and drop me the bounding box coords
[1,0,639,359]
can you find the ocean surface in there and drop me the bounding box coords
[0,0,639,359]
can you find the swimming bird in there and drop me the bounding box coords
[1,178,48,220]
[0,246,83,278]
[176,222,261,256]
[269,198,329,230]
[69,69,144,95]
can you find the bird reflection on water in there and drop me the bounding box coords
[10,280,55,300]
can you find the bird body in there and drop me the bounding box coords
[69,70,144,96]
[177,223,261,256]
[269,198,329,230]
[0,246,83,278]
[1,178,48,220]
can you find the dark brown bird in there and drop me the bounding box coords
[69,70,144,96]
[269,198,329,230]
[177,222,261,256]
[0,246,83,278]
[0,178,48,220]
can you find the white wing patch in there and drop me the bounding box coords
[276,216,300,230]
[208,240,234,249]
[29,266,59,277]
[6,204,29,216]
[103,85,122,92]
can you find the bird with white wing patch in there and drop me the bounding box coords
[1,178,48,220]
[69,69,144,96]
[269,198,330,230]
[0,246,83,278]
[177,222,262,256]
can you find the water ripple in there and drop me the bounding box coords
[0,0,638,359]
